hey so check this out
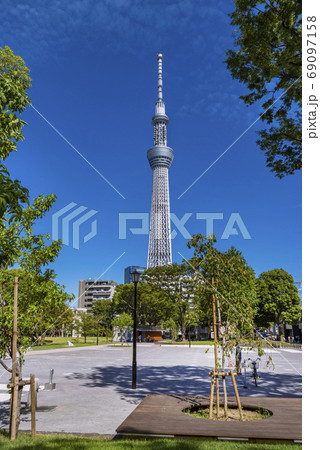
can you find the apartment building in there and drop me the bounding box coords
[78,279,117,311]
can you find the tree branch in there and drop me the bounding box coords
[0,358,12,373]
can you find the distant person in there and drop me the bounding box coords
[235,345,242,375]
[138,335,142,343]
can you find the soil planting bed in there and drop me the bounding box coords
[184,404,272,421]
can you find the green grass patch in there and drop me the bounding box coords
[0,432,302,449]
[30,336,111,351]
[161,340,214,345]
[160,340,301,348]
[30,337,301,351]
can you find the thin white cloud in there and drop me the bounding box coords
[1,0,230,59]
[1,0,240,120]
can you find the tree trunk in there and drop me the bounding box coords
[279,324,284,339]
[216,297,222,341]
[222,334,226,372]
[181,320,186,341]
[15,380,23,434]
[12,361,23,436]
[276,316,283,340]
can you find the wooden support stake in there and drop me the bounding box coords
[7,380,30,389]
[211,371,237,378]
[216,374,220,417]
[209,372,215,419]
[211,276,220,418]
[30,374,36,438]
[11,277,18,379]
[212,276,218,374]
[9,384,13,437]
[10,377,19,440]
[222,375,228,418]
[230,369,242,420]
[9,277,19,441]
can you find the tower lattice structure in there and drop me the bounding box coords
[147,53,173,268]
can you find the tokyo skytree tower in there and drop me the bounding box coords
[147,53,173,268]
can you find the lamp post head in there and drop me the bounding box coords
[132,270,141,284]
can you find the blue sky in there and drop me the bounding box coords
[1,0,301,301]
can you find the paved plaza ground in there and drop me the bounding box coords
[0,344,302,436]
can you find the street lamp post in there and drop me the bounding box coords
[131,270,140,389]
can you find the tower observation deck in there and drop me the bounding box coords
[147,53,173,268]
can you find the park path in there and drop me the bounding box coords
[0,344,301,435]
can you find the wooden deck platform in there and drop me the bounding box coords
[116,395,302,442]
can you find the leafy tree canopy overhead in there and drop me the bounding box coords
[0,46,31,220]
[225,0,302,178]
[0,166,29,222]
[0,45,31,159]
[0,193,61,271]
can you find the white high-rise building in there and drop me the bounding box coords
[147,53,173,268]
[78,279,117,311]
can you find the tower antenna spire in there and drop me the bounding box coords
[147,53,174,268]
[157,52,163,101]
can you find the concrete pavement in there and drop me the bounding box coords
[0,344,302,435]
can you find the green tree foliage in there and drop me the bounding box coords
[91,299,114,341]
[0,196,67,360]
[113,282,171,326]
[185,309,200,343]
[256,268,301,337]
[75,312,96,343]
[0,269,72,356]
[187,235,257,329]
[162,318,179,341]
[0,194,61,271]
[225,0,302,178]
[0,45,72,436]
[0,195,69,432]
[112,313,133,344]
[49,305,74,339]
[142,263,197,341]
[0,46,31,219]
[187,234,258,368]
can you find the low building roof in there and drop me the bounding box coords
[137,326,162,332]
